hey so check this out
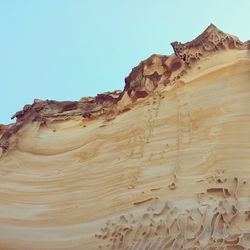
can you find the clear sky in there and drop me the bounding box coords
[0,0,250,124]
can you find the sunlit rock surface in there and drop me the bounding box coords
[0,25,250,250]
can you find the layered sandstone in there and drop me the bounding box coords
[0,24,250,249]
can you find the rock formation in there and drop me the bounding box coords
[0,24,250,249]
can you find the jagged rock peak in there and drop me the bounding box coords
[171,24,244,65]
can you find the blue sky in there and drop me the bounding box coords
[1,0,250,124]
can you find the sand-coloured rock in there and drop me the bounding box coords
[0,24,250,249]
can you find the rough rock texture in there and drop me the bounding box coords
[123,54,184,100]
[171,24,244,66]
[0,24,250,250]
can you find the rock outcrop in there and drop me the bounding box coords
[0,24,250,250]
[171,24,244,66]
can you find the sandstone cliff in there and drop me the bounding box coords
[0,24,250,250]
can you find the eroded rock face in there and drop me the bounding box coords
[0,25,250,250]
[1,24,248,155]
[11,90,123,123]
[171,24,244,66]
[123,54,185,101]
[95,181,249,249]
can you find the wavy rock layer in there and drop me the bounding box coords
[0,25,250,250]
